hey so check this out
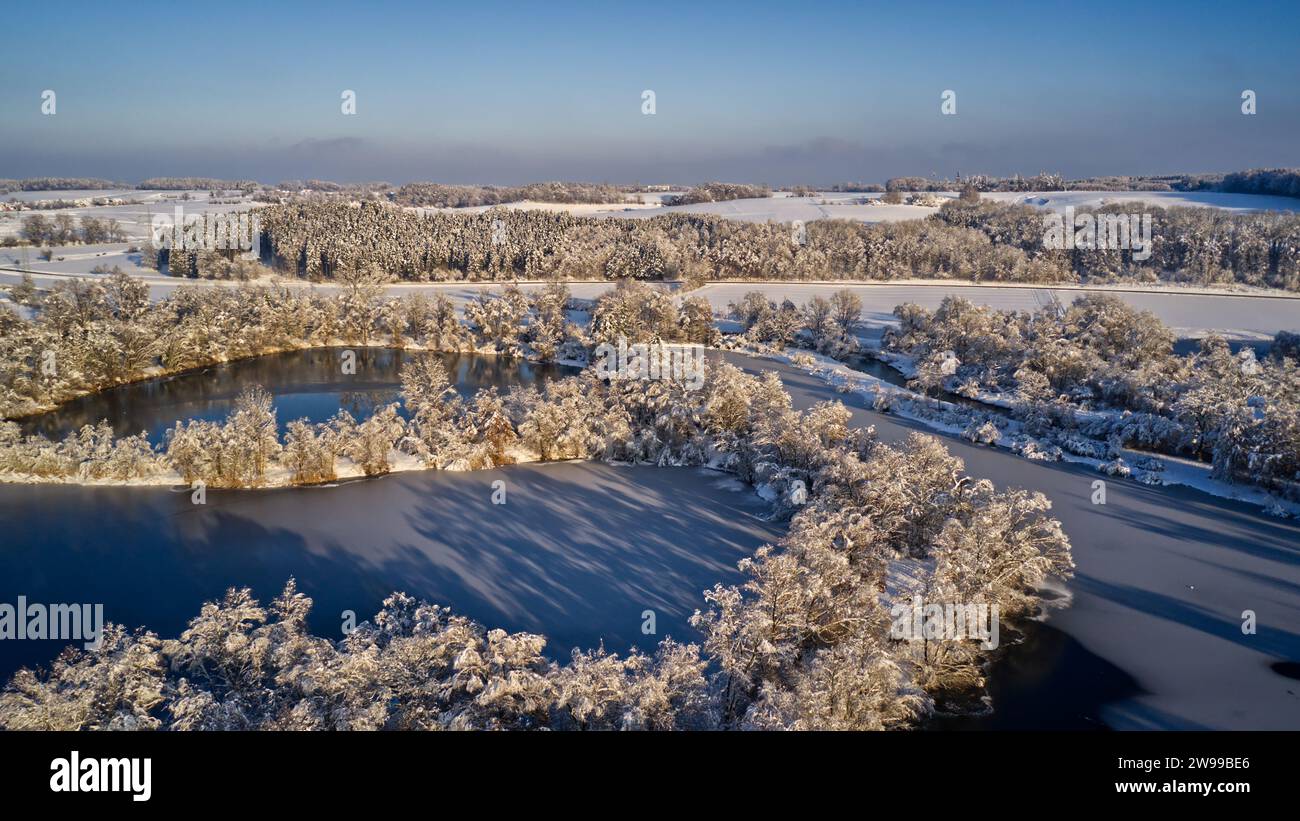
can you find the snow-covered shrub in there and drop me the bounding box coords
[962,417,1001,445]
[1009,436,1063,462]
[1054,433,1109,460]
[1098,457,1131,477]
[1131,455,1166,472]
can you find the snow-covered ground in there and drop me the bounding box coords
[0,189,256,243]
[0,265,624,305]
[4,189,1294,247]
[601,191,930,223]
[771,347,1300,518]
[981,190,1300,214]
[407,192,684,218]
[595,190,1300,224]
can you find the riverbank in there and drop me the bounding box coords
[743,345,1300,519]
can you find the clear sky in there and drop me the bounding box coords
[3,0,1297,185]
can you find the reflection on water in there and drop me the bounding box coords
[19,348,579,441]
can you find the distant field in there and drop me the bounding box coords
[614,189,1300,223]
[0,189,256,242]
[6,189,1296,247]
[979,189,1300,213]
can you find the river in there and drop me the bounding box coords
[719,351,1300,730]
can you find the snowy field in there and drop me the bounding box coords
[607,191,931,223]
[0,189,257,243]
[598,190,1300,224]
[5,189,1296,245]
[722,351,1300,730]
[980,190,1300,214]
[0,242,149,275]
[407,191,685,218]
[692,282,1300,341]
[380,188,1300,224]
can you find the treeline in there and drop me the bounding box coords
[15,213,127,246]
[137,178,259,192]
[1219,168,1300,199]
[827,182,887,193]
[276,180,392,194]
[887,173,1066,192]
[0,178,123,194]
[0,357,1073,729]
[931,199,1300,289]
[392,181,631,208]
[887,172,1187,192]
[256,198,1300,290]
[664,182,771,205]
[886,295,1300,494]
[883,168,1300,197]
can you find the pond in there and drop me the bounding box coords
[18,347,578,441]
[0,462,780,680]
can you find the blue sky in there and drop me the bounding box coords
[3,0,1298,184]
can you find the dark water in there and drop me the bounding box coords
[928,620,1139,731]
[842,352,982,409]
[0,464,781,680]
[19,348,578,441]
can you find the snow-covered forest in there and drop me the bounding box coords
[5,273,1296,500]
[663,182,772,205]
[390,181,632,208]
[884,295,1300,494]
[0,358,1073,729]
[250,198,1300,289]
